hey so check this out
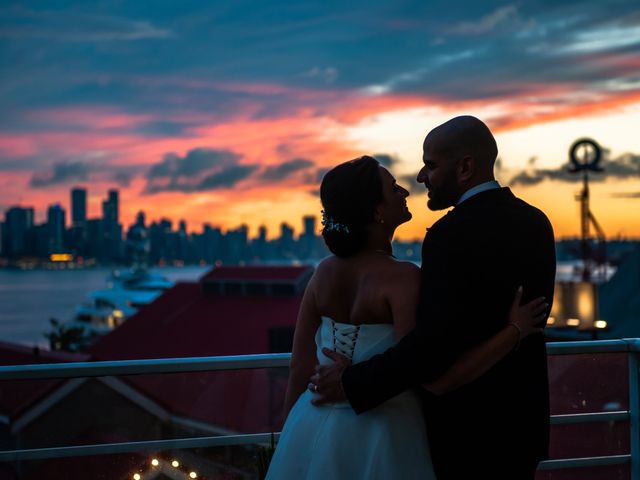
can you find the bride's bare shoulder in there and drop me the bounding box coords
[315,254,342,272]
[384,260,420,289]
[389,259,420,275]
[312,255,344,280]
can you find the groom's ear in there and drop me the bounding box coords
[457,155,475,183]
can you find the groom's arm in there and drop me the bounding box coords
[341,302,453,414]
[341,229,461,414]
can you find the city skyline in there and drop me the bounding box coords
[1,1,640,239]
[0,186,344,265]
[3,185,324,239]
[4,174,640,242]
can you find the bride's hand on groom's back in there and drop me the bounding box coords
[308,348,351,405]
[508,286,548,340]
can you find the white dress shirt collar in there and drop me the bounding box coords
[457,180,501,205]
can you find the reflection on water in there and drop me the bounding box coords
[0,267,209,347]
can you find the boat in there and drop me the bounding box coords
[73,268,174,332]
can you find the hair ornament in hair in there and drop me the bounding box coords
[321,209,350,234]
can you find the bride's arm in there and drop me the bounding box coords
[423,288,547,396]
[389,262,421,339]
[282,273,321,420]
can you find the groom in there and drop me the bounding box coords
[310,116,556,479]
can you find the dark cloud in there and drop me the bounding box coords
[1,0,640,162]
[29,161,92,187]
[144,147,257,193]
[0,9,172,42]
[509,152,640,187]
[315,167,330,183]
[147,148,242,180]
[199,165,259,190]
[373,153,401,169]
[112,170,134,187]
[398,174,423,194]
[0,157,50,172]
[133,120,197,138]
[261,158,315,181]
[145,165,258,193]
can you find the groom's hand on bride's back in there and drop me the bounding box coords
[309,348,351,405]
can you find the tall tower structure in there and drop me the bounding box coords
[101,189,121,262]
[303,216,316,237]
[71,187,87,228]
[102,189,119,226]
[3,206,34,257]
[568,138,606,281]
[47,204,66,253]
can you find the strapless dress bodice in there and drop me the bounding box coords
[315,316,396,365]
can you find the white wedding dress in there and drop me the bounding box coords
[266,317,436,479]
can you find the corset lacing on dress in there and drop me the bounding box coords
[331,321,361,360]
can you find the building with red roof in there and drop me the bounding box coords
[0,265,313,480]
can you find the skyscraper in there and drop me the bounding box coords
[279,222,295,259]
[46,204,66,253]
[303,216,316,237]
[102,189,119,226]
[300,215,318,259]
[102,189,121,262]
[71,187,87,228]
[3,206,34,258]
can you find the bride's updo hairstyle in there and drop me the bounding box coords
[320,155,383,258]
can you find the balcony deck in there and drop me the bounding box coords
[0,339,638,479]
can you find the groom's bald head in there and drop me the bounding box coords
[417,116,498,210]
[425,115,498,181]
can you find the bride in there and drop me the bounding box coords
[266,155,546,479]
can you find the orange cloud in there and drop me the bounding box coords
[2,79,640,239]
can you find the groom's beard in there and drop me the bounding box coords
[427,171,460,211]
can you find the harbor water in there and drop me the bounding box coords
[0,266,209,348]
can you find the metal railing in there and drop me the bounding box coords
[0,339,638,478]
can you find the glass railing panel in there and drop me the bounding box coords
[535,464,629,480]
[540,351,631,479]
[0,367,287,451]
[548,420,629,458]
[547,352,629,415]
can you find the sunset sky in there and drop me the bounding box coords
[1,0,639,240]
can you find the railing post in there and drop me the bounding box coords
[630,350,640,480]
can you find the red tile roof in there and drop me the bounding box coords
[86,266,307,432]
[89,282,302,359]
[201,265,312,282]
[0,341,88,419]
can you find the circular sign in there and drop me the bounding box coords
[569,138,602,172]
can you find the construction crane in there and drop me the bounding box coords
[568,138,606,282]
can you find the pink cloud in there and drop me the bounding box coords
[2,77,640,235]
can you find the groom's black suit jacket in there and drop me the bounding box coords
[342,187,556,475]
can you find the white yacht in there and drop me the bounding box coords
[73,268,174,332]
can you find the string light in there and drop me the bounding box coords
[151,458,159,467]
[189,472,198,479]
[171,460,180,468]
[133,474,141,480]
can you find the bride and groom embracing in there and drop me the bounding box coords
[266,116,556,480]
